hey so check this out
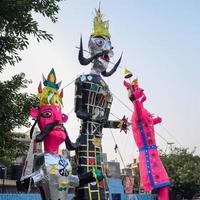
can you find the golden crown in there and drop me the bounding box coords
[91,8,111,39]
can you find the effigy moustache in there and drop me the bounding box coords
[78,36,103,66]
[101,54,122,77]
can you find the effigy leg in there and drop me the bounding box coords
[38,186,46,200]
[158,186,169,200]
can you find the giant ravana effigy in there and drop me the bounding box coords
[17,68,104,200]
[74,8,127,200]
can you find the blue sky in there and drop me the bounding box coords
[1,0,200,165]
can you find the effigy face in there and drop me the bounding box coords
[88,35,113,72]
[124,80,147,103]
[30,105,68,131]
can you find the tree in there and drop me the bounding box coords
[0,0,62,70]
[160,147,200,200]
[0,73,39,166]
[0,0,62,166]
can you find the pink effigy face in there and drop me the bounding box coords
[30,105,68,130]
[30,105,68,153]
[123,80,146,103]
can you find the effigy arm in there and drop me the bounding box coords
[103,120,121,128]
[103,116,130,133]
[153,116,162,125]
[64,127,83,150]
[74,78,92,120]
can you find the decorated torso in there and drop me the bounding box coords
[76,73,112,122]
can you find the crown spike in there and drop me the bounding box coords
[57,81,62,89]
[48,68,56,83]
[38,82,42,93]
[42,74,46,83]
[91,8,111,39]
[59,89,63,98]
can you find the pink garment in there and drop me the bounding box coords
[30,105,68,154]
[158,186,169,200]
[124,81,170,192]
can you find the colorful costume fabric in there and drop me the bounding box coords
[124,80,170,192]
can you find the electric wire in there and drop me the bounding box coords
[154,131,170,144]
[61,79,75,90]
[111,93,178,147]
[160,124,183,147]
[109,129,126,169]
[67,107,74,116]
[112,93,133,113]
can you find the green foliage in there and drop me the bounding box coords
[0,0,62,69]
[0,0,62,166]
[160,147,200,199]
[0,73,39,166]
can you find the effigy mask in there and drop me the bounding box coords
[88,35,113,73]
[30,105,68,131]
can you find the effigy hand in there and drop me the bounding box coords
[118,115,130,134]
[76,134,85,145]
[153,116,162,125]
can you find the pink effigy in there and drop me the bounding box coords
[124,79,170,200]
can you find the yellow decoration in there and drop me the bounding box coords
[131,78,138,86]
[124,68,133,79]
[92,137,101,147]
[91,8,111,39]
[49,165,57,174]
[49,73,56,83]
[60,180,67,188]
[37,86,62,106]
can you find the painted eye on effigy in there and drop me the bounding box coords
[95,38,105,47]
[41,111,52,118]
